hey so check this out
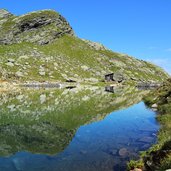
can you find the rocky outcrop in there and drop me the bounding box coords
[82,39,107,51]
[0,9,74,45]
[0,9,13,19]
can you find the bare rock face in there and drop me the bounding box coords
[0,9,74,45]
[0,9,13,19]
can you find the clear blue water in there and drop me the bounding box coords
[0,102,159,171]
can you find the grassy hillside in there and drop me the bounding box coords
[0,36,169,83]
[0,9,169,83]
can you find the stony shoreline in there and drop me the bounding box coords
[128,79,171,171]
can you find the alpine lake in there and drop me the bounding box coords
[0,85,159,171]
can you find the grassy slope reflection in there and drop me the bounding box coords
[0,86,148,156]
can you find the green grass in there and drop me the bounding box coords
[0,16,16,35]
[17,10,60,22]
[127,160,144,171]
[0,35,169,83]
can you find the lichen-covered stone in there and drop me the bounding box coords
[0,9,74,45]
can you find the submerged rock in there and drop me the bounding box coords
[80,150,87,155]
[138,137,154,143]
[119,148,129,157]
[110,149,118,155]
[12,158,25,171]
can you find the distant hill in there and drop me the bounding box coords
[0,9,169,83]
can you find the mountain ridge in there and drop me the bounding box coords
[0,9,169,84]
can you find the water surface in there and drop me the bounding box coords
[0,86,159,171]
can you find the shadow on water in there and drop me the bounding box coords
[0,86,159,171]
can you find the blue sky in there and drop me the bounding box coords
[1,0,171,74]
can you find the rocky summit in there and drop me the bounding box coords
[0,9,74,45]
[0,9,13,19]
[0,9,169,83]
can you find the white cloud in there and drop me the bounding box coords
[166,48,171,52]
[147,58,171,75]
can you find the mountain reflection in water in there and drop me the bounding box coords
[0,86,159,171]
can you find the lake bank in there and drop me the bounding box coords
[128,79,171,171]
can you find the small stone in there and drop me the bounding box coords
[22,66,27,70]
[151,104,158,108]
[40,94,46,104]
[16,95,24,101]
[119,148,129,157]
[6,62,14,67]
[80,150,87,155]
[15,71,24,77]
[39,71,45,76]
[82,96,89,101]
[130,169,142,171]
[19,55,29,60]
[7,58,15,63]
[7,104,16,111]
[54,62,58,67]
[111,149,117,155]
[81,65,89,71]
